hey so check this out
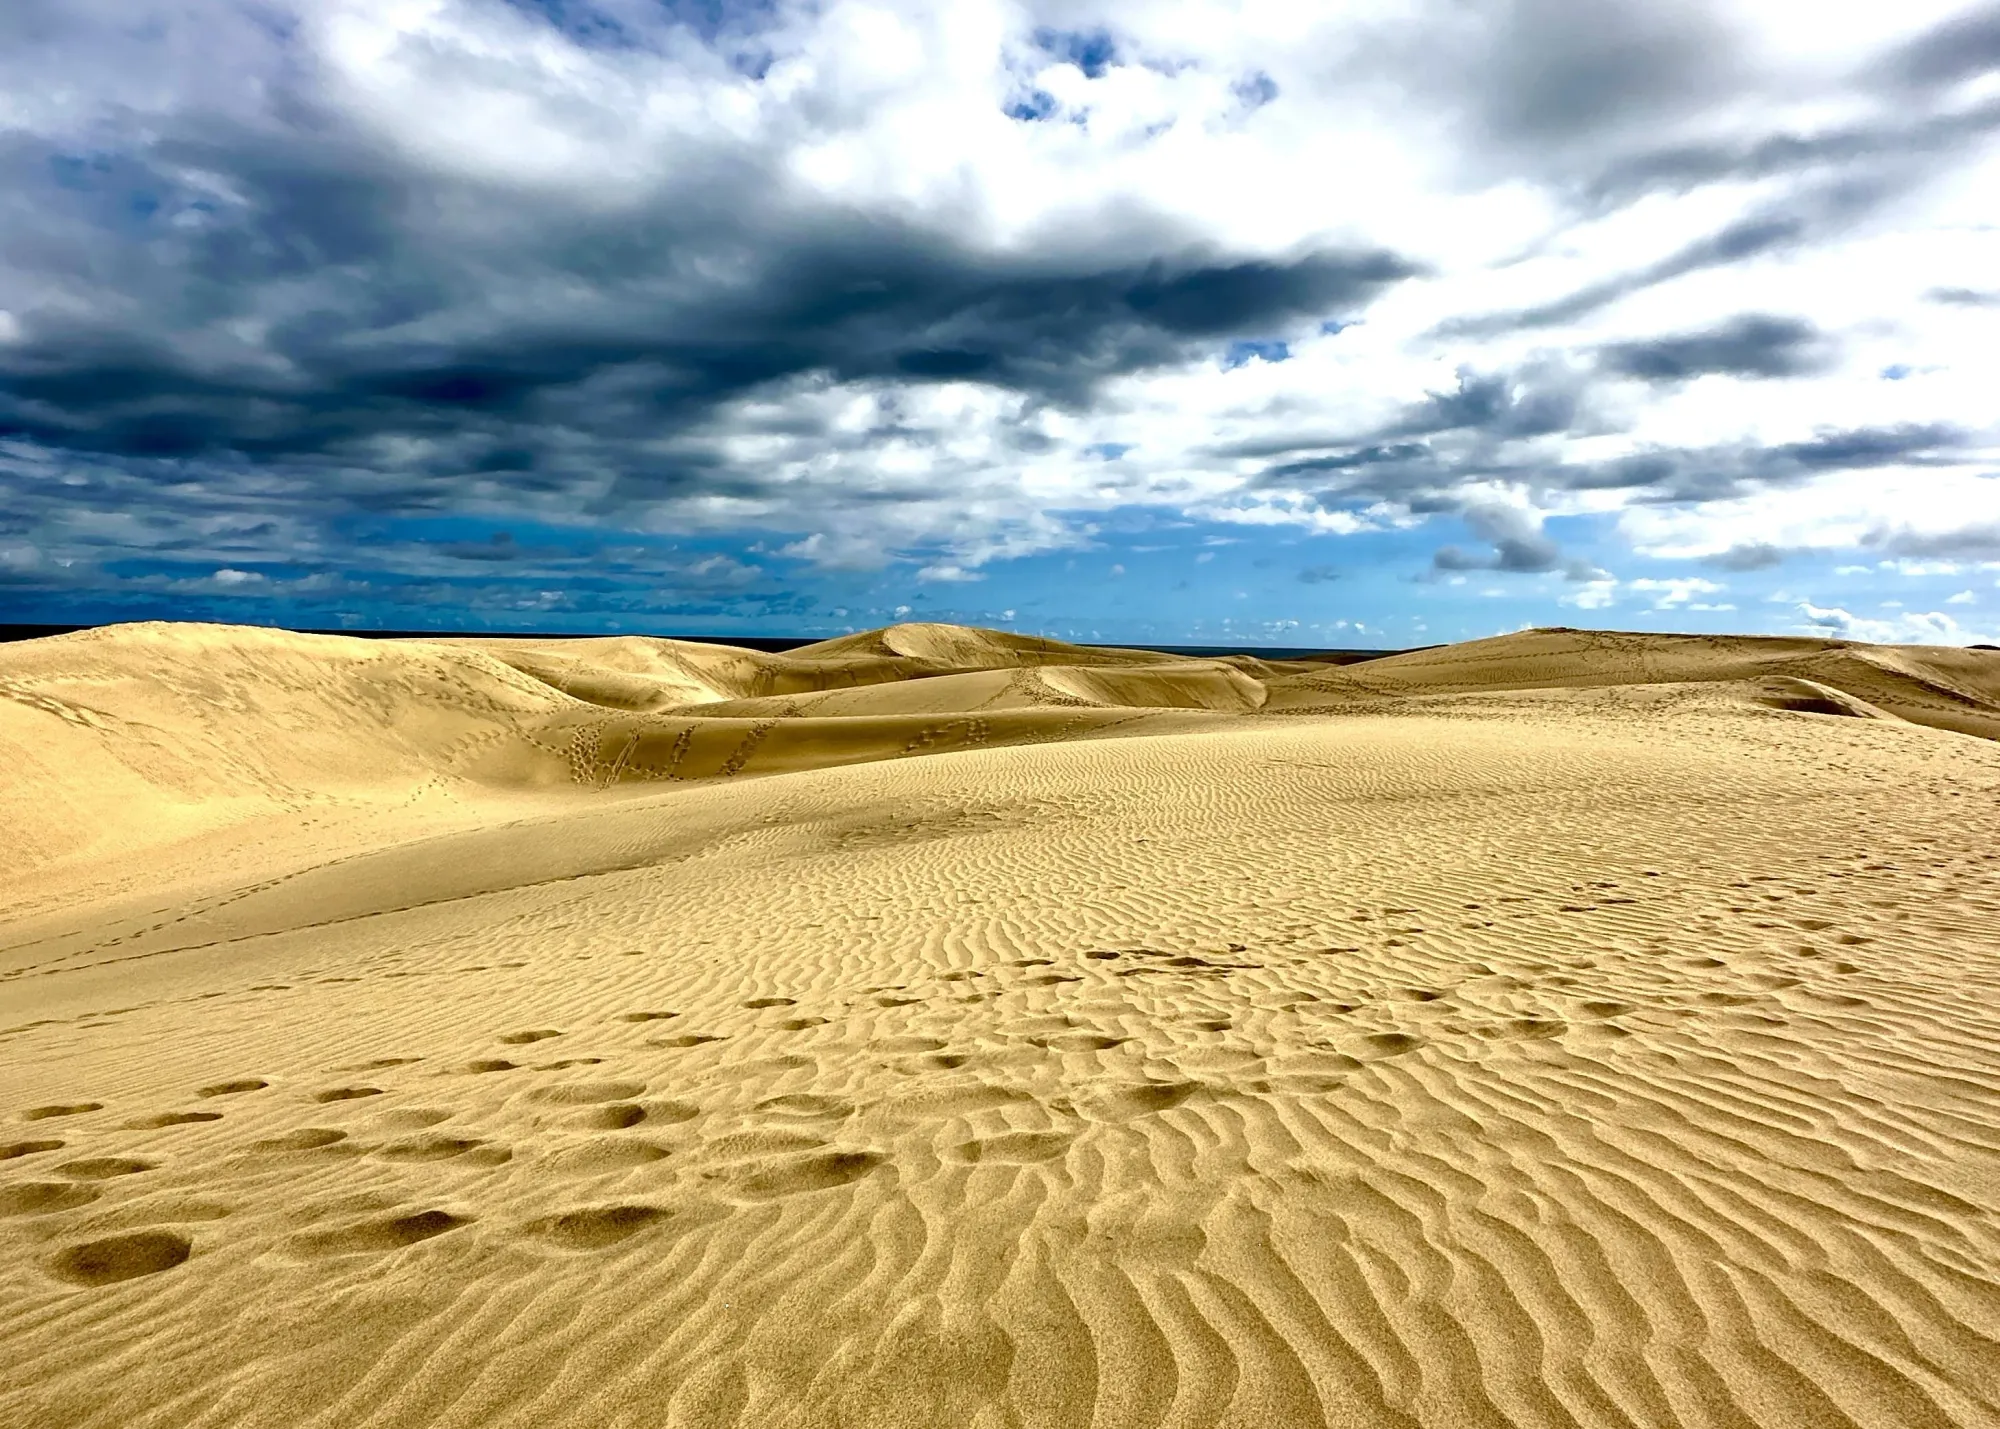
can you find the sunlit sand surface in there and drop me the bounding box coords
[4,621,2000,1427]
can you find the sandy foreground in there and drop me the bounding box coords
[3,620,2000,1428]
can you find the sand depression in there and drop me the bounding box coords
[3,620,2000,1428]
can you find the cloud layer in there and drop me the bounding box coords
[2,0,1997,642]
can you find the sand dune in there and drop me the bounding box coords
[4,621,2000,1427]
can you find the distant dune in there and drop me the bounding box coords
[3,622,1999,1427]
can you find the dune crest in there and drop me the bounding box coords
[4,621,2000,1428]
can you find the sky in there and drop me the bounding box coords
[3,0,1999,648]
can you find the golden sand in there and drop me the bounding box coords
[3,620,1999,1427]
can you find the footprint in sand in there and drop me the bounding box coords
[313,1087,384,1103]
[57,1157,154,1180]
[2,1139,65,1159]
[376,1136,494,1162]
[2,1182,104,1216]
[755,1093,854,1121]
[619,1011,679,1023]
[541,1140,674,1174]
[20,1103,103,1121]
[47,1229,191,1285]
[724,1150,885,1200]
[1086,1081,1200,1119]
[527,1080,646,1106]
[778,1017,829,1031]
[1040,1032,1129,1052]
[1479,1019,1565,1041]
[497,1030,563,1045]
[251,1128,348,1152]
[293,1210,473,1257]
[124,1112,223,1129]
[458,1059,521,1074]
[517,1205,673,1250]
[743,997,796,1009]
[649,1034,725,1048]
[196,1080,267,1098]
[577,1104,647,1130]
[945,1131,1073,1164]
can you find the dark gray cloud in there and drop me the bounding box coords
[0,114,1413,467]
[1390,364,1584,439]
[1441,209,1817,336]
[1581,98,2000,208]
[1878,3,2000,89]
[1703,543,1785,572]
[1430,503,1562,575]
[1597,314,1830,382]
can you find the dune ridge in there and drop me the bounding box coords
[3,621,2000,1427]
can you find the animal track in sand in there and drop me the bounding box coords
[47,1229,191,1286]
[57,1157,155,1180]
[618,1011,678,1023]
[725,1150,885,1200]
[294,1209,473,1257]
[743,997,796,1009]
[124,1111,223,1129]
[313,1087,384,1103]
[2,1139,64,1159]
[458,1059,520,1074]
[21,1102,103,1120]
[778,1017,829,1031]
[196,1080,266,1098]
[649,1034,725,1048]
[497,1030,563,1045]
[251,1128,348,1151]
[945,1131,1073,1164]
[518,1204,672,1250]
[336,1057,422,1072]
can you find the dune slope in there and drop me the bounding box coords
[3,622,2000,1429]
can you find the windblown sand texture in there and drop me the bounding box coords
[4,620,2000,1428]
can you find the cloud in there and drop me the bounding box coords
[1296,564,1340,583]
[1596,315,1830,382]
[1796,601,1992,645]
[1703,543,1784,571]
[1,0,1996,631]
[1628,576,1724,608]
[1431,501,1564,574]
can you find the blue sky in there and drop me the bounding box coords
[3,0,1999,646]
